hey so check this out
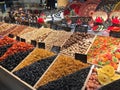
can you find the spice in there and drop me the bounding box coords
[13,48,55,71]
[36,55,89,87]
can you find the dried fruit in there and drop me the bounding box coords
[102,65,115,77]
[38,67,90,90]
[111,74,120,81]
[13,48,55,71]
[0,42,34,61]
[98,72,111,85]
[36,55,89,87]
[14,55,57,86]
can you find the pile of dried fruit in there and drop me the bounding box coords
[61,32,95,57]
[0,25,17,36]
[0,36,17,57]
[0,42,34,71]
[38,66,91,90]
[19,28,52,43]
[13,48,55,71]
[43,30,72,50]
[88,36,120,69]
[0,23,14,33]
[14,55,57,86]
[36,55,89,88]
[10,25,28,36]
[18,27,36,36]
[85,65,120,90]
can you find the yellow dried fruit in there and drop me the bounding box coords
[98,73,111,85]
[102,65,115,77]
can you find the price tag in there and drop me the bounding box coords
[117,62,120,73]
[31,40,37,47]
[110,31,120,38]
[75,53,87,63]
[63,27,71,32]
[75,25,88,33]
[38,42,45,49]
[8,34,14,38]
[16,36,20,41]
[51,46,61,54]
[21,38,26,42]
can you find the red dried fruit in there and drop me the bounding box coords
[0,42,34,61]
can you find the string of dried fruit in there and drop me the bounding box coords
[36,55,89,88]
[13,48,55,71]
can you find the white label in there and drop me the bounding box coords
[117,62,120,73]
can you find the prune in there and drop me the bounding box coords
[0,49,33,71]
[38,66,91,90]
[14,48,55,71]
[99,79,120,90]
[0,42,34,61]
[36,55,89,87]
[13,55,57,86]
[0,44,12,57]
